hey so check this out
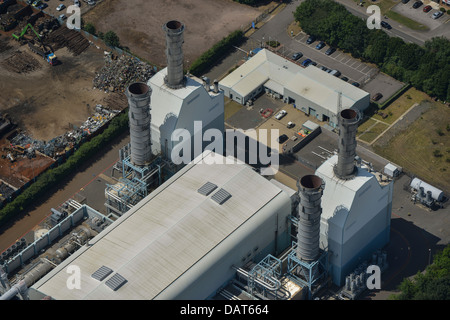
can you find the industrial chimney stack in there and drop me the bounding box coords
[126,82,152,167]
[296,175,324,262]
[163,20,185,89]
[334,109,360,180]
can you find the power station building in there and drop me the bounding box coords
[29,151,294,300]
[148,20,224,159]
[218,49,370,128]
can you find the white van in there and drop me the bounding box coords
[329,69,341,77]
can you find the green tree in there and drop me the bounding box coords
[104,31,120,48]
[84,23,96,35]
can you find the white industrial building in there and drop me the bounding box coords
[219,49,370,127]
[316,155,393,286]
[148,20,224,160]
[149,69,224,159]
[29,151,293,300]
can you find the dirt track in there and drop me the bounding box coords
[83,0,261,67]
[0,42,108,141]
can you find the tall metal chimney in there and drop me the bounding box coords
[296,175,324,262]
[334,108,360,180]
[163,20,185,89]
[126,82,152,167]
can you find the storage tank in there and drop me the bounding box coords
[410,178,444,202]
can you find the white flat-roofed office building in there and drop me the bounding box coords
[29,151,293,300]
[219,49,370,127]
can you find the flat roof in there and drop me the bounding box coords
[32,151,285,300]
[219,49,369,113]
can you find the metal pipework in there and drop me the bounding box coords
[126,82,152,167]
[296,175,324,262]
[334,109,360,180]
[163,20,185,89]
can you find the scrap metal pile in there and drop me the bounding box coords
[93,53,155,93]
[7,106,120,160]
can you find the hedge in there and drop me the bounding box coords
[189,30,244,77]
[0,110,129,227]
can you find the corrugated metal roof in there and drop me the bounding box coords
[33,152,283,300]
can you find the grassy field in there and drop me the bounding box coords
[372,88,425,124]
[358,121,389,144]
[373,100,450,192]
[386,10,429,31]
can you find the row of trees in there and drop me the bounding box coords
[391,245,450,300]
[0,111,129,227]
[294,0,450,102]
[189,30,244,76]
[83,23,121,48]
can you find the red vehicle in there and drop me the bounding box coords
[423,5,432,12]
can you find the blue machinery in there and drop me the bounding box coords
[105,143,179,218]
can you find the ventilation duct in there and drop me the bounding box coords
[163,20,185,89]
[296,175,324,262]
[126,82,152,167]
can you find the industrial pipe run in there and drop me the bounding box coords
[334,109,360,180]
[296,175,324,262]
[163,20,185,89]
[126,82,153,167]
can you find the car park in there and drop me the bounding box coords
[381,21,392,29]
[306,35,316,44]
[412,1,423,9]
[325,47,336,55]
[372,93,383,101]
[302,59,312,67]
[275,110,287,120]
[422,5,432,12]
[277,134,289,144]
[292,52,303,61]
[432,11,443,19]
[315,41,325,50]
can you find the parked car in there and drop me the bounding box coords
[277,134,289,144]
[74,0,81,7]
[412,1,423,9]
[325,47,336,55]
[320,66,328,72]
[315,41,325,50]
[275,110,287,120]
[352,82,360,87]
[341,77,349,82]
[310,61,317,66]
[423,5,432,12]
[329,69,341,77]
[37,3,48,9]
[402,0,410,3]
[372,93,383,101]
[381,21,392,29]
[432,11,444,19]
[306,35,316,44]
[301,59,312,67]
[287,122,295,129]
[292,52,303,61]
[59,14,66,20]
[56,4,65,11]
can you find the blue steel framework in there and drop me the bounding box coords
[248,254,282,298]
[287,242,329,300]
